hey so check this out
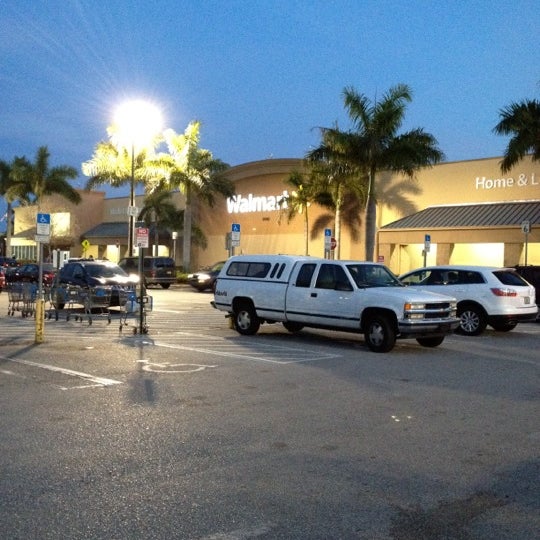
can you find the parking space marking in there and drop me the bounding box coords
[0,355,123,387]
[152,334,341,364]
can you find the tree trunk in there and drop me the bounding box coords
[334,184,342,260]
[364,194,377,261]
[303,211,309,255]
[182,187,192,272]
[5,202,12,257]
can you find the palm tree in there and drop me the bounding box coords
[278,170,321,255]
[137,189,181,255]
[493,98,540,172]
[312,84,444,261]
[158,122,233,272]
[307,129,368,259]
[21,147,80,209]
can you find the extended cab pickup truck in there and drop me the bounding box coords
[212,255,459,352]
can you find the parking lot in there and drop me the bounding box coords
[0,285,539,539]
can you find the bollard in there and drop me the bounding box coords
[35,297,45,343]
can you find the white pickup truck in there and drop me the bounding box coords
[212,255,459,352]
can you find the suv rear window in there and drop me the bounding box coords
[493,270,530,287]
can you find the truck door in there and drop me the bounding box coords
[286,262,358,328]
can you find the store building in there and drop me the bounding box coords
[10,155,540,274]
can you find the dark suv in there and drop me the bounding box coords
[55,259,138,306]
[514,265,540,312]
[118,256,176,289]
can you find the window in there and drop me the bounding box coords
[315,264,353,290]
[296,264,316,287]
[226,261,270,278]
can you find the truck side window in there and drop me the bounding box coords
[296,264,316,288]
[316,264,336,289]
[334,266,353,291]
[316,264,351,290]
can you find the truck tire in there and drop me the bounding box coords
[364,314,396,353]
[416,336,445,347]
[233,303,260,335]
[283,321,304,332]
[456,303,487,336]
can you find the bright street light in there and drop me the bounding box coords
[113,100,162,256]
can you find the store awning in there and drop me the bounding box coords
[381,200,540,230]
[82,222,172,242]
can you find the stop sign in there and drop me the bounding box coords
[330,237,337,250]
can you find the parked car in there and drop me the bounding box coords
[118,256,176,289]
[187,261,225,292]
[0,256,19,268]
[514,265,540,311]
[55,259,138,307]
[399,265,538,335]
[5,263,57,286]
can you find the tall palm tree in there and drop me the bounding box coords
[307,129,368,259]
[0,158,28,257]
[137,189,181,256]
[278,170,321,255]
[20,147,80,209]
[493,98,540,172]
[158,122,233,272]
[312,84,444,261]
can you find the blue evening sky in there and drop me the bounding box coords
[1,0,539,229]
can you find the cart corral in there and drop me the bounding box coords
[4,282,153,333]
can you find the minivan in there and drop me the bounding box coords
[118,256,176,289]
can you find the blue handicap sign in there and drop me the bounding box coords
[324,228,332,237]
[232,223,241,232]
[37,213,51,224]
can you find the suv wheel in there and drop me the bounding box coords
[457,303,487,336]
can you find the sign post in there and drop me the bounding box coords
[324,228,332,259]
[136,227,149,334]
[35,213,50,344]
[423,234,431,267]
[231,223,240,256]
[521,220,530,265]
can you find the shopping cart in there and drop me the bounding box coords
[21,283,38,317]
[7,283,24,316]
[47,284,80,321]
[118,288,153,334]
[75,286,112,325]
[7,283,38,317]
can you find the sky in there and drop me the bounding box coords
[1,0,539,230]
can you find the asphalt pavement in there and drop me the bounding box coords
[0,285,539,539]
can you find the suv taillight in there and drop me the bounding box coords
[490,287,517,297]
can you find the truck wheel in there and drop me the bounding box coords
[283,321,304,332]
[457,303,487,336]
[233,303,260,335]
[416,336,445,347]
[364,315,396,353]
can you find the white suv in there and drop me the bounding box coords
[399,265,537,336]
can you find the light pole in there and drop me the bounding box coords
[113,100,162,256]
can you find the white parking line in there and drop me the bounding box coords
[152,339,340,364]
[0,355,123,387]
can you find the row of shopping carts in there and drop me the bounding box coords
[5,283,152,332]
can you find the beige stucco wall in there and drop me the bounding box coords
[196,155,539,272]
[14,190,105,247]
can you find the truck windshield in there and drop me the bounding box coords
[346,264,402,288]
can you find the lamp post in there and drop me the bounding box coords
[113,100,162,256]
